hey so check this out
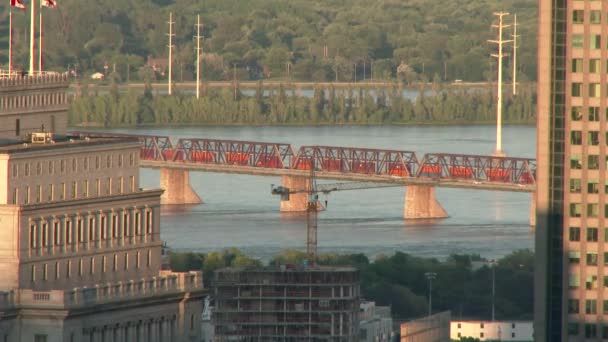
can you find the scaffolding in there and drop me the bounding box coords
[212,266,360,341]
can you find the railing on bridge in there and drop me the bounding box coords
[417,153,536,185]
[292,146,418,177]
[70,132,536,186]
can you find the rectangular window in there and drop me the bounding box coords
[572,59,584,73]
[146,210,152,234]
[587,275,598,289]
[66,220,72,244]
[568,299,580,314]
[77,219,83,243]
[588,155,599,169]
[42,264,47,281]
[590,59,601,73]
[89,217,95,242]
[572,83,583,97]
[588,180,599,193]
[587,253,599,266]
[101,216,107,240]
[60,183,65,200]
[53,221,59,246]
[571,131,582,145]
[570,203,582,218]
[591,35,601,49]
[570,179,581,193]
[573,10,584,24]
[569,227,581,241]
[586,324,597,338]
[569,252,581,265]
[112,215,118,239]
[36,185,41,203]
[83,180,89,197]
[588,131,600,145]
[124,253,129,270]
[589,107,600,121]
[78,259,83,277]
[102,256,106,273]
[66,260,71,278]
[590,10,601,24]
[589,83,601,98]
[90,257,95,274]
[55,262,60,280]
[588,203,599,218]
[113,254,118,271]
[147,249,152,267]
[572,106,583,121]
[572,34,584,48]
[588,228,599,242]
[130,176,135,192]
[586,300,598,314]
[136,252,140,269]
[135,212,141,235]
[570,154,582,169]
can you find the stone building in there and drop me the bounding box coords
[0,73,205,341]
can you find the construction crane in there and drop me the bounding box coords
[271,160,402,265]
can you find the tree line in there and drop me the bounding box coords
[170,248,534,321]
[0,0,537,83]
[68,82,536,127]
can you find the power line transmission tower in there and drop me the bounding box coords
[488,12,513,157]
[512,14,519,96]
[194,15,203,99]
[167,12,175,95]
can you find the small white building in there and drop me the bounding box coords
[360,301,393,341]
[450,320,533,341]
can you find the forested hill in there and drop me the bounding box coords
[2,0,537,83]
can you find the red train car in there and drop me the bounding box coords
[226,152,250,165]
[322,158,342,172]
[388,162,410,177]
[162,150,183,161]
[257,154,282,168]
[351,161,376,174]
[294,157,313,170]
[190,151,215,163]
[487,169,511,182]
[449,166,473,178]
[420,165,442,176]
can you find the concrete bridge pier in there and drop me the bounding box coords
[160,168,202,205]
[404,185,448,219]
[279,176,309,212]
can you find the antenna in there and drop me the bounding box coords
[488,12,513,156]
[167,12,175,95]
[194,15,203,99]
[512,14,519,96]
[9,11,13,77]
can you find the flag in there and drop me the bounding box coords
[10,0,26,11]
[41,0,57,8]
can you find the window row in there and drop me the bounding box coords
[571,58,608,74]
[567,250,608,266]
[572,9,604,25]
[12,176,136,205]
[567,273,608,289]
[570,106,608,122]
[572,34,603,49]
[569,179,608,193]
[568,203,608,218]
[567,226,608,242]
[11,153,136,178]
[570,82,608,98]
[568,152,608,169]
[567,298,608,315]
[28,208,154,252]
[30,250,153,282]
[567,322,608,339]
[0,92,66,111]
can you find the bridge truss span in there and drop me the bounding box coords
[417,153,536,185]
[171,138,295,168]
[292,145,419,177]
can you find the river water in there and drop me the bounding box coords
[93,125,536,261]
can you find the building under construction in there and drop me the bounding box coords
[212,266,360,341]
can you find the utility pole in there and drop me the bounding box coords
[425,272,437,317]
[167,12,175,95]
[9,11,13,77]
[490,260,496,321]
[353,63,356,82]
[195,14,203,99]
[512,14,519,96]
[29,0,36,76]
[488,12,512,157]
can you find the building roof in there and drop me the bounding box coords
[0,134,139,154]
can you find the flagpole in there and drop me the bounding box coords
[39,11,43,74]
[9,11,13,77]
[29,0,36,76]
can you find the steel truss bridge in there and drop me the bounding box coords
[72,132,536,192]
